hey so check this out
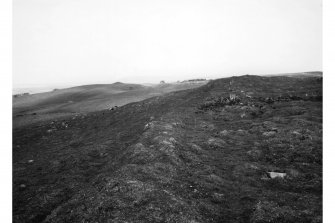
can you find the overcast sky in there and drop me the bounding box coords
[13,0,322,88]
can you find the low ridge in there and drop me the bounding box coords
[13,74,322,223]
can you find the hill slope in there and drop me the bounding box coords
[13,81,207,128]
[13,75,322,223]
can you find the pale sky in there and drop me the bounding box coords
[13,0,322,88]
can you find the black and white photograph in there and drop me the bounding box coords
[7,0,327,222]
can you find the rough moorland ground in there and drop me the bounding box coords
[13,75,322,223]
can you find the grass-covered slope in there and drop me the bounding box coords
[13,75,322,223]
[13,81,207,128]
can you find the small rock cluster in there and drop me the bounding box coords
[199,95,242,110]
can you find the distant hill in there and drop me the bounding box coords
[13,81,208,127]
[265,71,322,78]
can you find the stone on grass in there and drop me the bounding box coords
[236,129,247,135]
[188,143,202,152]
[292,130,301,136]
[266,172,286,179]
[212,192,225,203]
[207,138,226,148]
[219,130,229,136]
[201,122,215,131]
[262,131,276,137]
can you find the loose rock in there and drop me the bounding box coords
[266,172,286,179]
[262,131,276,137]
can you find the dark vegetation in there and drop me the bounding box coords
[13,74,322,222]
[13,92,30,98]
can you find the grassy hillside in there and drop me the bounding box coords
[13,81,207,128]
[13,74,322,223]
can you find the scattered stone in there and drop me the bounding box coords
[270,127,278,132]
[188,143,202,152]
[292,130,301,136]
[200,122,215,131]
[19,184,26,188]
[47,129,53,133]
[262,131,276,137]
[241,113,246,118]
[169,137,177,144]
[172,122,184,128]
[266,172,287,179]
[207,138,226,148]
[207,174,225,184]
[236,129,247,135]
[28,160,34,164]
[219,130,229,137]
[212,192,225,203]
[144,123,151,130]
